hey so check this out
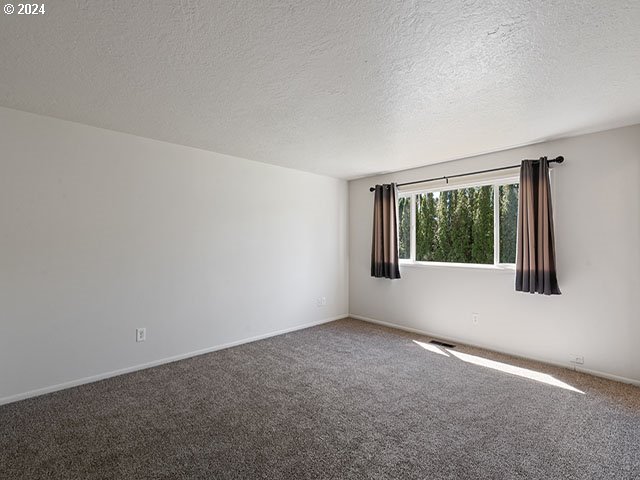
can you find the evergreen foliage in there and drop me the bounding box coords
[450,188,473,262]
[397,183,516,265]
[415,193,437,261]
[499,184,519,263]
[471,185,494,264]
[435,190,453,261]
[398,197,411,259]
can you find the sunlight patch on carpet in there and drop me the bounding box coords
[446,349,584,393]
[413,340,450,356]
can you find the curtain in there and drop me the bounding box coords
[515,159,561,295]
[371,183,401,279]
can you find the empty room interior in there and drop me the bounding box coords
[1,2,640,479]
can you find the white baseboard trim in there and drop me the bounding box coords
[0,314,348,406]
[349,314,640,387]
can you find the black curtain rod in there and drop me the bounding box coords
[369,156,564,192]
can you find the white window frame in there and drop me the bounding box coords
[398,176,519,270]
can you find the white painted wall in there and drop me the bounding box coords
[349,125,640,384]
[2,106,637,405]
[0,107,349,403]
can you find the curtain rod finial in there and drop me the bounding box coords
[555,156,564,163]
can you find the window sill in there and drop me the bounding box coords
[399,260,516,272]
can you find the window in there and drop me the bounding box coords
[398,197,411,260]
[398,178,519,267]
[498,183,519,264]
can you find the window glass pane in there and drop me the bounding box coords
[414,186,494,264]
[499,183,519,263]
[470,185,494,264]
[415,192,438,261]
[398,196,411,259]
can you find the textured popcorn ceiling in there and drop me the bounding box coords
[1,1,639,179]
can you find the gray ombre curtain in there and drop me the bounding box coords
[515,159,561,295]
[371,183,401,279]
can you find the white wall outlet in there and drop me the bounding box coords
[570,354,584,365]
[136,328,146,343]
[321,296,327,306]
[472,313,479,325]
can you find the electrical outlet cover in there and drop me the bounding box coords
[570,354,584,365]
[136,328,146,342]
